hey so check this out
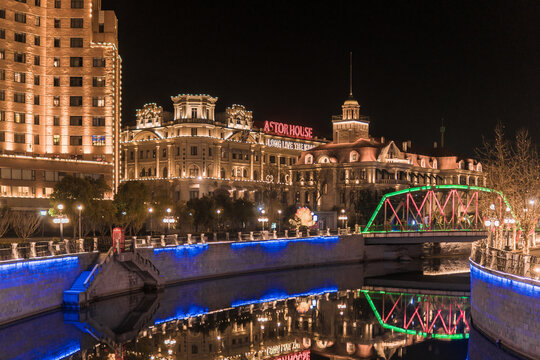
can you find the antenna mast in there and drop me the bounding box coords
[349,51,353,97]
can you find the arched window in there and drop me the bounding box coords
[162,167,168,178]
[243,168,248,178]
[477,163,482,172]
[350,151,359,162]
[140,168,146,177]
[420,159,426,167]
[188,165,199,177]
[432,159,437,169]
[305,154,313,164]
[318,156,330,164]
[253,170,258,181]
[220,168,226,179]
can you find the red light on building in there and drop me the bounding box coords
[264,121,313,140]
[271,350,310,360]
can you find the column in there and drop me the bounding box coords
[250,147,254,180]
[155,145,160,178]
[123,148,128,179]
[217,145,222,178]
[134,146,139,179]
[260,150,265,181]
[167,144,173,178]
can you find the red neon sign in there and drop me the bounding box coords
[263,121,313,140]
[272,350,310,360]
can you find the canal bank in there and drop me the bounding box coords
[0,234,427,326]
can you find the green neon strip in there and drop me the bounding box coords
[362,184,519,233]
[360,290,469,340]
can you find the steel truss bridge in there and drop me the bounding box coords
[361,289,470,340]
[363,185,515,233]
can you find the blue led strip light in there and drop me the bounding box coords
[0,256,79,272]
[470,261,540,297]
[231,236,339,249]
[153,243,209,254]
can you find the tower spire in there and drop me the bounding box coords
[349,51,353,98]
[440,118,446,148]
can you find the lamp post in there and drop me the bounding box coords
[40,210,47,238]
[77,205,83,240]
[338,209,348,230]
[277,209,282,232]
[54,204,69,242]
[258,209,268,231]
[216,209,221,231]
[163,208,173,234]
[148,207,153,235]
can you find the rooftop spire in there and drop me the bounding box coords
[349,51,353,98]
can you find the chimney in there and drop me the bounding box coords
[434,141,438,148]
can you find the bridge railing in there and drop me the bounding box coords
[470,241,540,280]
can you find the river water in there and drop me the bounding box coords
[0,255,519,360]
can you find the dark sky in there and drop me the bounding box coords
[104,0,540,156]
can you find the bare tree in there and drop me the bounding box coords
[477,124,539,252]
[311,167,333,211]
[11,211,42,241]
[0,208,11,239]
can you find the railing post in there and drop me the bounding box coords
[160,235,165,247]
[30,242,37,258]
[249,232,254,241]
[523,255,531,277]
[11,243,19,260]
[273,230,277,239]
[284,230,288,238]
[145,235,150,246]
[174,234,178,245]
[79,239,85,253]
[326,228,330,236]
[187,234,192,244]
[297,231,301,238]
[93,237,98,251]
[238,232,242,241]
[64,240,71,254]
[201,233,205,243]
[226,232,230,241]
[49,241,55,256]
[213,232,217,242]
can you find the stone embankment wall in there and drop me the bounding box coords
[0,252,97,325]
[470,260,540,359]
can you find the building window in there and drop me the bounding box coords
[0,9,4,19]
[53,97,60,107]
[54,38,60,47]
[99,23,104,33]
[0,111,5,121]
[191,128,197,136]
[34,135,39,145]
[14,113,25,123]
[70,77,82,87]
[35,0,40,6]
[34,75,40,85]
[0,69,4,80]
[191,108,198,118]
[0,29,4,39]
[189,190,199,200]
[35,16,40,26]
[14,52,26,63]
[14,93,26,103]
[162,148,167,157]
[0,90,4,101]
[14,12,26,23]
[54,0,61,8]
[14,32,26,43]
[69,116,82,126]
[14,133,25,144]
[70,136,82,146]
[53,58,60,67]
[53,77,60,86]
[70,57,83,67]
[71,0,84,8]
[70,18,83,28]
[53,135,60,145]
[34,55,40,65]
[190,146,198,155]
[34,95,39,105]
[0,131,4,142]
[93,57,105,67]
[0,50,4,60]
[53,116,60,126]
[34,35,40,45]
[269,155,276,164]
[91,135,105,146]
[34,115,39,125]
[92,97,105,107]
[54,19,60,28]
[70,38,83,47]
[92,117,105,126]
[92,77,105,87]
[70,96,83,106]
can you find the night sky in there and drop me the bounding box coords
[104,0,540,156]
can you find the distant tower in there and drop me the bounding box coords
[332,52,370,143]
[440,118,446,148]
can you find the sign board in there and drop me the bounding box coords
[264,121,313,140]
[271,350,310,360]
[267,138,316,151]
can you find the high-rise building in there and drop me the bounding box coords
[0,0,120,208]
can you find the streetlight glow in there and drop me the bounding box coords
[57,204,64,210]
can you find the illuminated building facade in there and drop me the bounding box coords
[0,0,121,208]
[292,94,485,212]
[120,95,324,202]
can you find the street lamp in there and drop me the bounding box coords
[216,209,221,231]
[277,209,282,232]
[338,209,348,229]
[40,210,47,238]
[258,215,269,231]
[54,204,69,242]
[163,208,174,234]
[77,205,83,240]
[148,207,153,235]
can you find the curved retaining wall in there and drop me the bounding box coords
[470,259,540,359]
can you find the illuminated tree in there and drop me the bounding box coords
[0,208,11,239]
[114,181,150,235]
[477,124,539,252]
[11,211,42,241]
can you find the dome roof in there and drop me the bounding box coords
[343,98,359,106]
